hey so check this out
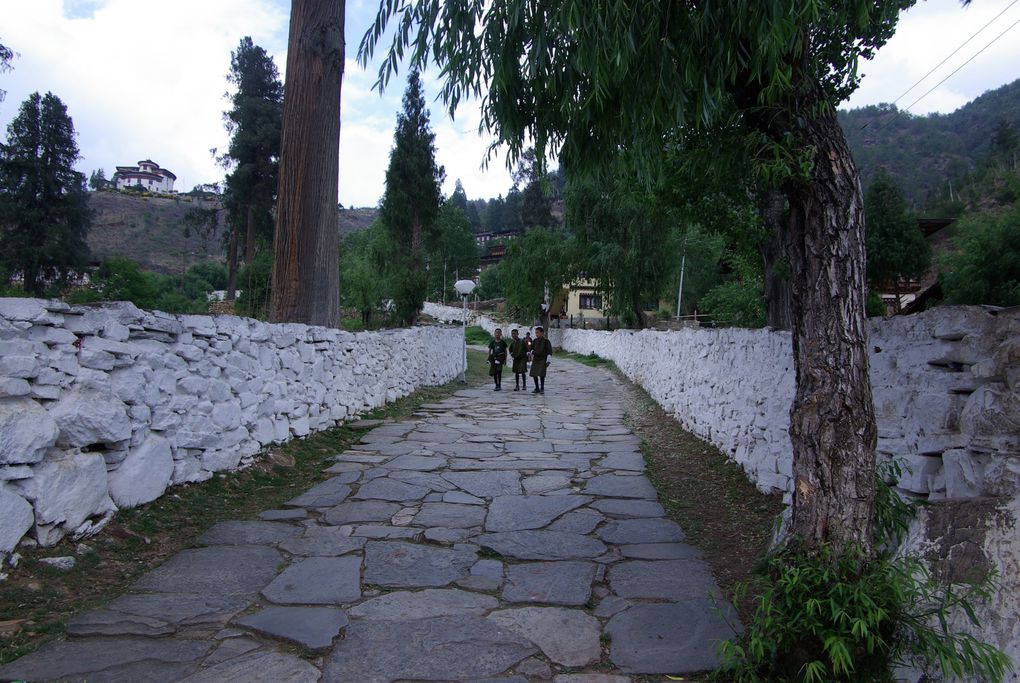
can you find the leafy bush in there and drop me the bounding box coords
[236,249,273,319]
[940,204,1020,307]
[67,257,218,314]
[719,467,1011,682]
[700,277,766,328]
[464,326,493,345]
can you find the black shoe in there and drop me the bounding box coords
[532,388,540,393]
[513,386,519,391]
[494,386,500,391]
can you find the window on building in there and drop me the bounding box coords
[579,293,602,310]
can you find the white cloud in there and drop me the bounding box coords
[3,0,1014,209]
[844,0,1020,115]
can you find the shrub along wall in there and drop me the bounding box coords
[0,298,463,554]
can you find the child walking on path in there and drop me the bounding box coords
[529,326,553,394]
[508,328,529,391]
[487,328,508,391]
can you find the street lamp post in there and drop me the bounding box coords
[454,279,476,383]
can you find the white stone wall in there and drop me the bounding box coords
[0,298,463,552]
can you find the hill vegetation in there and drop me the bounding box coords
[840,79,1020,209]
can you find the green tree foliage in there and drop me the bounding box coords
[220,36,283,295]
[940,204,1020,307]
[427,201,479,303]
[235,248,274,319]
[0,91,91,295]
[340,221,393,325]
[0,40,13,102]
[499,227,570,324]
[700,251,767,328]
[566,160,683,328]
[476,261,504,299]
[864,169,930,310]
[379,70,445,325]
[69,257,224,314]
[88,168,109,191]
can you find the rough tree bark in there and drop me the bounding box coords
[783,99,877,556]
[245,204,256,266]
[759,188,793,331]
[226,220,239,301]
[270,0,344,327]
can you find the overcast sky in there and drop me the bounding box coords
[2,0,1018,208]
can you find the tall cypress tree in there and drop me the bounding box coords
[865,168,930,312]
[379,70,445,325]
[0,91,90,295]
[221,36,283,300]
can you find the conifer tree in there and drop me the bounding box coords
[379,70,445,325]
[221,36,283,300]
[865,169,930,312]
[0,91,91,295]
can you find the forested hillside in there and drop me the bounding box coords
[840,79,1020,208]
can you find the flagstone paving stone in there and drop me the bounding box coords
[1,356,740,682]
[234,606,348,650]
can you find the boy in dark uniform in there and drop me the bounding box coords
[508,328,529,391]
[487,328,508,391]
[529,326,553,393]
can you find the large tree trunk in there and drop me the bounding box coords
[783,101,877,556]
[245,204,256,266]
[631,295,648,330]
[759,188,793,331]
[270,0,344,327]
[226,220,239,301]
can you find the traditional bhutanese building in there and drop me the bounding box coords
[113,159,176,193]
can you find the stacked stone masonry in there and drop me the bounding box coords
[425,301,1020,671]
[0,298,463,553]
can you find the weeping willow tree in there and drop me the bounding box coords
[359,0,919,556]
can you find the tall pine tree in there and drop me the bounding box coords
[221,36,283,300]
[865,169,930,312]
[0,91,91,295]
[379,70,444,325]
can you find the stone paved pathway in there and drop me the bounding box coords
[0,358,740,683]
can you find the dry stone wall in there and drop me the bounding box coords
[0,298,463,553]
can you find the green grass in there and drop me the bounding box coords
[557,350,615,368]
[0,349,489,665]
[464,325,493,345]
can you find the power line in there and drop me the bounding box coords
[889,0,1018,108]
[860,0,1019,130]
[871,13,1020,132]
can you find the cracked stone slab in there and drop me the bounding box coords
[354,478,430,501]
[476,531,607,560]
[389,471,457,491]
[485,495,592,532]
[201,637,262,668]
[0,637,213,683]
[197,521,301,546]
[488,607,601,666]
[553,675,631,683]
[132,545,283,595]
[322,615,537,682]
[259,509,309,521]
[442,471,522,497]
[348,588,499,620]
[262,556,362,605]
[548,510,604,534]
[588,498,665,518]
[179,650,321,683]
[522,473,574,494]
[443,490,485,505]
[599,452,646,471]
[285,477,353,507]
[502,561,596,606]
[619,542,703,560]
[321,501,401,525]
[413,502,487,528]
[67,594,248,637]
[606,601,741,673]
[234,606,348,650]
[583,474,658,499]
[608,559,722,601]
[352,525,421,539]
[363,541,476,588]
[385,454,448,470]
[597,518,686,544]
[278,526,367,556]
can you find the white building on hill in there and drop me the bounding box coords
[114,159,176,192]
